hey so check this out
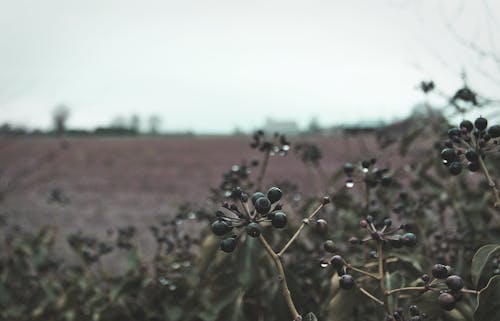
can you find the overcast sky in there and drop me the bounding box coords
[1,0,499,133]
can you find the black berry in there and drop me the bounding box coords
[251,192,265,205]
[220,237,237,253]
[460,120,473,132]
[330,255,344,270]
[465,149,478,162]
[323,240,336,253]
[432,264,450,279]
[344,163,354,175]
[315,219,328,234]
[448,162,462,175]
[272,211,287,229]
[402,233,417,247]
[438,292,455,311]
[445,275,464,291]
[441,148,457,162]
[468,162,479,172]
[254,197,271,214]
[211,219,233,236]
[488,125,500,138]
[246,222,261,237]
[475,117,488,131]
[267,187,282,204]
[339,274,355,290]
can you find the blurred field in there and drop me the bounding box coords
[0,134,389,258]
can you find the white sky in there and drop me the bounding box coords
[0,0,499,133]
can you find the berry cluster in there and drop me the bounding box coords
[344,158,392,189]
[250,130,291,156]
[67,230,113,264]
[451,86,477,106]
[413,264,466,311]
[440,117,500,175]
[390,305,427,321]
[349,216,417,249]
[211,186,288,253]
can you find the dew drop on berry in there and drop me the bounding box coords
[345,180,354,188]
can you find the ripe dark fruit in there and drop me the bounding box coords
[360,219,368,228]
[246,222,261,237]
[448,162,462,175]
[251,192,265,205]
[441,148,457,161]
[448,127,461,138]
[432,264,450,279]
[323,240,336,253]
[475,117,488,131]
[468,162,479,172]
[381,176,392,187]
[465,149,478,162]
[460,120,473,132]
[402,233,417,247]
[384,218,392,227]
[339,274,355,290]
[330,255,344,270]
[362,160,371,169]
[220,238,237,253]
[254,197,271,214]
[446,275,464,291]
[438,292,456,311]
[315,219,328,233]
[267,187,282,203]
[344,163,354,175]
[488,125,500,138]
[211,219,233,236]
[321,196,330,205]
[272,211,287,228]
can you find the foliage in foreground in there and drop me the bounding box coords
[1,84,500,320]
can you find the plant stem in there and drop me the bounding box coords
[258,235,301,321]
[359,287,384,305]
[385,286,427,295]
[478,156,500,209]
[377,243,392,317]
[256,152,270,191]
[278,203,325,257]
[347,264,381,280]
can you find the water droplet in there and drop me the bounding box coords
[282,145,290,151]
[231,165,240,172]
[224,191,232,198]
[320,262,329,268]
[362,168,369,173]
[159,277,170,285]
[171,262,181,269]
[345,180,354,188]
[442,160,449,165]
[182,261,191,267]
[168,284,177,291]
[188,212,196,220]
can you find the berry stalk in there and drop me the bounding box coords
[477,155,500,209]
[258,235,302,321]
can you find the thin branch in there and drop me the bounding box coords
[346,264,381,280]
[478,155,500,209]
[277,202,325,257]
[359,287,384,305]
[385,286,427,295]
[258,235,301,321]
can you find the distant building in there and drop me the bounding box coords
[263,118,300,135]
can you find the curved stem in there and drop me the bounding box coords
[259,235,302,321]
[359,287,384,305]
[478,156,500,209]
[377,243,392,316]
[256,152,270,191]
[347,264,380,280]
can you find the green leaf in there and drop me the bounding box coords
[474,275,500,321]
[303,312,318,321]
[327,274,356,321]
[471,244,500,288]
